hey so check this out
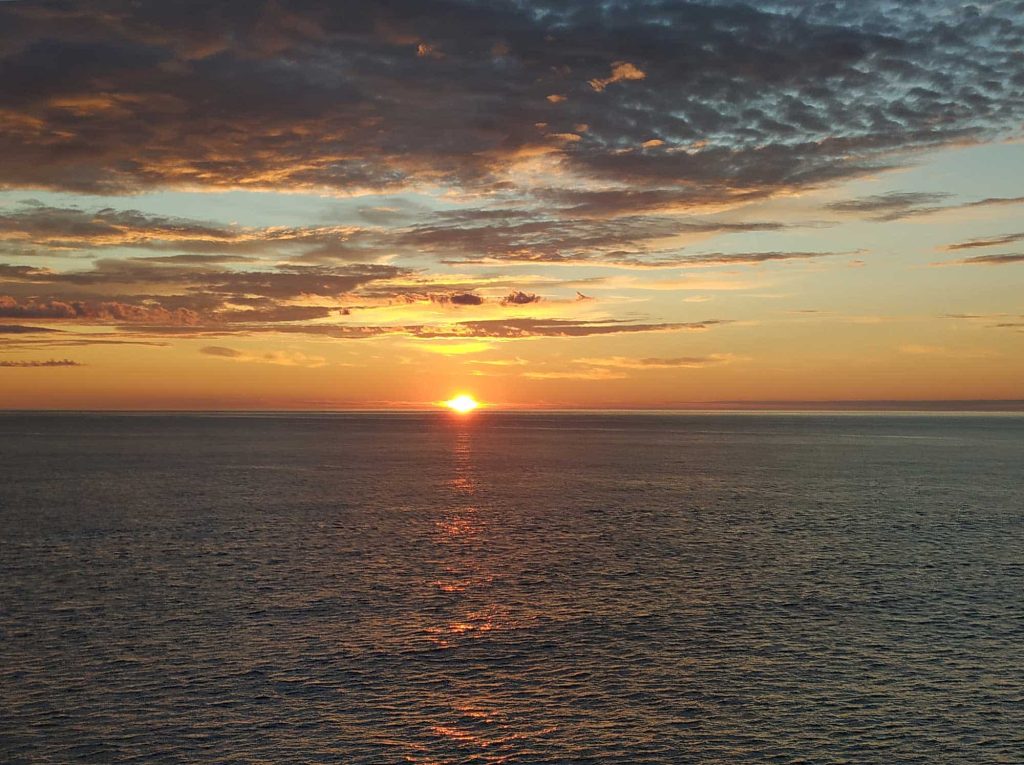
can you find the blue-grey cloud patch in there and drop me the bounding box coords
[0,0,1020,203]
[828,192,1024,222]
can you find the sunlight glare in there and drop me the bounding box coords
[444,394,480,414]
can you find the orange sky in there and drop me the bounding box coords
[0,1,1022,409]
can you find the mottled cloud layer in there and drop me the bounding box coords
[1,0,1021,200]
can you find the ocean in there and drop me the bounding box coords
[2,412,1022,763]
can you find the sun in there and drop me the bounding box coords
[443,394,480,414]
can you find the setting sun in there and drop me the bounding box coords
[443,394,480,414]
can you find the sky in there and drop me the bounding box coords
[0,0,1022,410]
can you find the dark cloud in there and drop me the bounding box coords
[619,251,846,268]
[0,324,63,334]
[0,0,1019,201]
[0,199,792,274]
[5,257,407,299]
[961,196,1024,210]
[0,202,375,262]
[501,291,541,305]
[210,316,729,340]
[443,245,842,269]
[0,295,200,324]
[827,192,952,220]
[197,265,408,300]
[0,258,413,328]
[533,188,776,218]
[944,232,1024,251]
[828,192,1024,222]
[0,264,53,279]
[134,254,258,265]
[0,358,82,367]
[946,253,1024,266]
[421,213,789,267]
[433,292,484,306]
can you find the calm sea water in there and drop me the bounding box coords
[2,412,1022,763]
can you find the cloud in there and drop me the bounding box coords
[0,202,378,262]
[0,295,200,324]
[573,354,735,369]
[441,249,834,270]
[0,358,82,367]
[199,345,242,358]
[944,233,1024,251]
[408,318,729,339]
[0,324,63,334]
[427,213,788,268]
[1,0,1022,379]
[248,316,730,341]
[941,253,1024,266]
[826,192,951,220]
[0,259,414,329]
[500,291,541,306]
[630,251,847,269]
[828,193,1024,222]
[436,292,484,306]
[200,345,326,367]
[588,61,646,92]
[0,0,1019,204]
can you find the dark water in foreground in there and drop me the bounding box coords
[1,412,1022,763]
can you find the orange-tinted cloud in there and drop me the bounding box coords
[588,61,646,92]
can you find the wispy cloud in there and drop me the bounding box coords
[573,354,736,369]
[828,193,1024,222]
[524,368,629,381]
[0,358,82,367]
[199,346,327,367]
[936,253,1024,267]
[943,233,1024,251]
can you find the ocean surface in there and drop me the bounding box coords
[1,412,1022,763]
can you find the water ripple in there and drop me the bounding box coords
[2,413,1023,763]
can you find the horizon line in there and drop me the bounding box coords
[2,399,1023,415]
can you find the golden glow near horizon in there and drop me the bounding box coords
[443,395,480,414]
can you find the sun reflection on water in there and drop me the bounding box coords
[410,423,550,759]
